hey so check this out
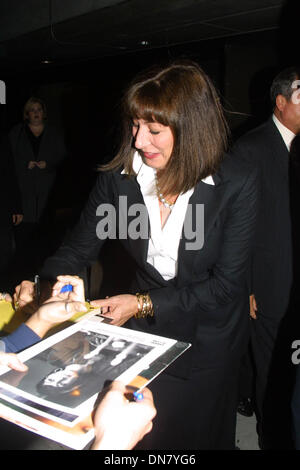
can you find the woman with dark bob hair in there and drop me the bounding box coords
[15,61,258,449]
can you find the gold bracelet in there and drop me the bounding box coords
[136,294,143,315]
[135,292,154,319]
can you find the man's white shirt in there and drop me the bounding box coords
[273,114,296,151]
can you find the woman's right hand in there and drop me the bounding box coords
[90,294,139,326]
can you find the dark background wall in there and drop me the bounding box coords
[1,31,281,201]
[0,1,298,217]
[1,37,225,210]
[0,0,299,293]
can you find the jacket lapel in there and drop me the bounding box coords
[116,170,227,283]
[116,174,150,265]
[268,120,290,180]
[177,175,226,281]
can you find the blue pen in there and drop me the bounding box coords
[34,275,40,304]
[60,284,73,293]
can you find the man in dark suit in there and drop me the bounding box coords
[231,66,300,449]
[290,133,300,450]
[292,363,300,450]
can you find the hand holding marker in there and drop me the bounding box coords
[60,284,73,294]
[56,278,112,321]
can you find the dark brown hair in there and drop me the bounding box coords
[101,60,229,195]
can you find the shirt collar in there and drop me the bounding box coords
[272,114,296,151]
[121,152,215,186]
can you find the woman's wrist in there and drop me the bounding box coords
[134,293,154,319]
[91,426,138,450]
[91,432,122,450]
[25,313,49,338]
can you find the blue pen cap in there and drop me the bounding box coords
[60,284,73,293]
[133,391,144,401]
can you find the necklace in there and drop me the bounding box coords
[155,175,175,210]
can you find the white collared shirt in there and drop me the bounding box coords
[122,152,214,280]
[272,114,296,151]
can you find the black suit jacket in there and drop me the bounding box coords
[231,118,293,321]
[40,153,258,378]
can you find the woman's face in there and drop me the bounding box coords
[43,365,80,389]
[132,119,174,171]
[27,103,44,125]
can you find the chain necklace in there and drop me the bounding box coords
[155,174,175,211]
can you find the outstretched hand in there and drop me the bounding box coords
[14,275,85,315]
[52,275,85,303]
[90,294,138,326]
[23,276,88,338]
[0,352,28,372]
[25,299,88,338]
[92,381,156,450]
